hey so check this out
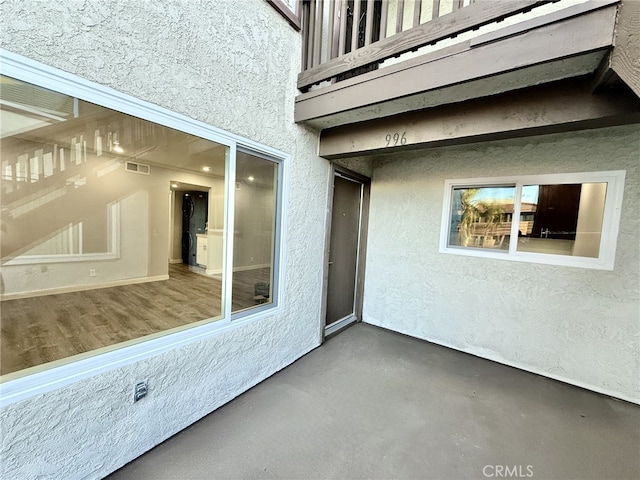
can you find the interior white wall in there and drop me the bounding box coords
[361,125,640,403]
[1,164,222,297]
[234,181,276,269]
[573,182,606,258]
[0,1,329,479]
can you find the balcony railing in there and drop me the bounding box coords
[299,0,556,91]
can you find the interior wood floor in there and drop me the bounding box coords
[0,264,270,376]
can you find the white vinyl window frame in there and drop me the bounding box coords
[439,170,626,270]
[0,49,289,406]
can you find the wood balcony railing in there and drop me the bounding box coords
[299,0,557,92]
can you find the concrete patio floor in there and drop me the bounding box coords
[107,323,640,480]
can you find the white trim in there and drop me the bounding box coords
[224,143,237,319]
[3,251,118,266]
[325,314,357,336]
[234,263,272,272]
[204,264,272,276]
[0,49,291,406]
[0,274,169,301]
[439,170,626,270]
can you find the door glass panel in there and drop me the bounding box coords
[516,183,607,257]
[448,186,515,251]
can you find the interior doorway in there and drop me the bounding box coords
[181,190,209,266]
[169,182,217,275]
[324,167,370,337]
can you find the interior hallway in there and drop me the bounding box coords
[107,323,640,480]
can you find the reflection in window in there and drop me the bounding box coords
[448,186,515,251]
[517,183,607,258]
[441,172,624,270]
[0,75,281,378]
[232,151,278,313]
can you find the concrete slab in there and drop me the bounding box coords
[107,323,640,479]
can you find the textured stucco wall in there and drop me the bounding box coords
[363,125,640,403]
[1,0,329,478]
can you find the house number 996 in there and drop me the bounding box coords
[385,131,407,146]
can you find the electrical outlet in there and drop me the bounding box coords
[89,269,96,277]
[134,381,148,402]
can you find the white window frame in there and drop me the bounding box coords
[439,170,626,270]
[0,49,289,406]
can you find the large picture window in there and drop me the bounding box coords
[440,171,625,270]
[0,73,283,380]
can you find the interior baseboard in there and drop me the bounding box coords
[0,275,170,301]
[233,263,271,272]
[204,264,271,276]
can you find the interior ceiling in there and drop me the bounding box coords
[3,85,277,188]
[170,181,210,193]
[136,135,228,177]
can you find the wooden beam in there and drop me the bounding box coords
[296,6,617,124]
[319,79,640,159]
[297,0,554,90]
[611,0,640,97]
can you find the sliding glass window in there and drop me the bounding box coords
[0,75,282,378]
[440,171,625,270]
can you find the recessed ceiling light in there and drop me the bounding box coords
[171,183,179,188]
[202,166,211,172]
[248,176,255,182]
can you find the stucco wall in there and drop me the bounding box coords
[363,125,640,403]
[1,0,328,478]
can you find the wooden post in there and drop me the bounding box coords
[338,0,348,55]
[306,0,316,68]
[396,0,405,33]
[379,0,389,40]
[611,0,640,97]
[364,0,376,45]
[328,0,337,58]
[432,0,440,19]
[413,0,423,27]
[313,0,324,66]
